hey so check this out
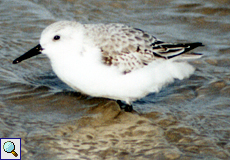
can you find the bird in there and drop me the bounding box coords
[13,21,203,111]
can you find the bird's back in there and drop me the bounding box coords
[83,23,203,74]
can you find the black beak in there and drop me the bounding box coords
[12,44,43,64]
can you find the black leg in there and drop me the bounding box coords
[124,104,133,112]
[116,100,133,112]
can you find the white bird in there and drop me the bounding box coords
[13,21,203,111]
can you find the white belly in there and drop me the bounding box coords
[50,50,195,104]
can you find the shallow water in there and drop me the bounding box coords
[1,0,230,159]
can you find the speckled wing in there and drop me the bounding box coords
[84,23,203,74]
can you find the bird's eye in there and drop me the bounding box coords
[53,35,60,40]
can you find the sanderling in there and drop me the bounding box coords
[13,21,203,111]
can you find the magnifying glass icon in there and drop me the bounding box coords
[3,141,18,157]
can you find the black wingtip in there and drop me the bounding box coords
[153,41,204,59]
[180,42,204,55]
[193,42,204,47]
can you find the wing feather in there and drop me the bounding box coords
[84,23,203,74]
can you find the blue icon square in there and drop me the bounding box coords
[0,138,21,160]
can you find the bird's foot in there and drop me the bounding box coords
[116,100,133,112]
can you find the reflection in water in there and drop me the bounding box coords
[1,0,230,159]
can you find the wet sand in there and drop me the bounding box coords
[1,96,230,159]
